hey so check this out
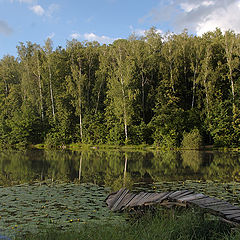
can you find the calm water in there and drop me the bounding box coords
[1,149,240,238]
[0,149,239,188]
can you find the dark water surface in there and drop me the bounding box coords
[0,149,239,187]
[1,149,240,238]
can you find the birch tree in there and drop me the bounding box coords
[106,40,136,142]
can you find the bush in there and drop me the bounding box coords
[181,128,203,150]
[153,129,178,149]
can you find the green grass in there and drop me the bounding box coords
[15,209,240,240]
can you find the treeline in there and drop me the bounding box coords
[0,27,240,148]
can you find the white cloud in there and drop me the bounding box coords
[30,5,45,16]
[0,20,13,36]
[70,32,117,44]
[180,0,215,12]
[180,2,200,12]
[202,1,215,7]
[9,0,35,4]
[130,26,163,36]
[143,0,240,35]
[47,32,55,39]
[70,33,81,39]
[84,33,117,44]
[46,4,59,17]
[196,1,240,35]
[10,1,59,17]
[19,0,34,3]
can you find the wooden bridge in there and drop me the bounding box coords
[106,188,240,226]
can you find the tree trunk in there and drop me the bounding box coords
[141,72,146,122]
[120,75,128,142]
[192,62,197,108]
[36,53,44,121]
[170,63,175,93]
[95,80,103,114]
[78,64,83,140]
[48,62,55,121]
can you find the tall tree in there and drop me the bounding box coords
[106,39,136,142]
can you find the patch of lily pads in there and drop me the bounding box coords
[0,182,123,239]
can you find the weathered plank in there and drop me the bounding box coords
[225,212,240,220]
[170,190,194,200]
[136,193,155,206]
[125,192,148,208]
[178,193,207,203]
[189,198,229,210]
[156,192,173,203]
[208,204,239,213]
[105,188,240,226]
[203,200,228,207]
[232,216,240,222]
[144,192,170,205]
[114,193,137,211]
[111,189,129,211]
[221,209,240,215]
[168,190,188,199]
[106,188,126,209]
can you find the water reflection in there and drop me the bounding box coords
[0,149,240,189]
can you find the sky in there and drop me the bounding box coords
[1,0,240,58]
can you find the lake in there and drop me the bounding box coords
[0,149,240,238]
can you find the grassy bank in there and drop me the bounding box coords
[33,142,240,152]
[16,209,240,240]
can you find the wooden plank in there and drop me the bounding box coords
[143,192,160,203]
[106,194,117,207]
[137,193,156,206]
[172,191,194,200]
[189,197,218,205]
[178,193,207,203]
[144,192,169,205]
[107,188,126,209]
[203,200,228,207]
[111,189,129,211]
[169,190,192,200]
[232,216,240,222]
[208,204,239,213]
[221,209,240,215]
[225,212,240,220]
[114,193,136,211]
[105,190,118,202]
[168,190,186,199]
[190,198,228,209]
[125,192,148,208]
[156,192,173,203]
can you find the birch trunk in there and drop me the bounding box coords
[36,53,44,121]
[48,62,55,121]
[225,36,236,112]
[141,72,146,122]
[78,64,83,139]
[120,74,128,142]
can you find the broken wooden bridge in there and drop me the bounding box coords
[105,188,240,226]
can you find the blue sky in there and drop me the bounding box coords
[1,0,240,58]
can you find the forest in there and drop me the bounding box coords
[0,27,239,149]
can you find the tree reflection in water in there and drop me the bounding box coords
[0,149,240,188]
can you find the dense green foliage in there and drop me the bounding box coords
[1,28,240,148]
[16,210,240,240]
